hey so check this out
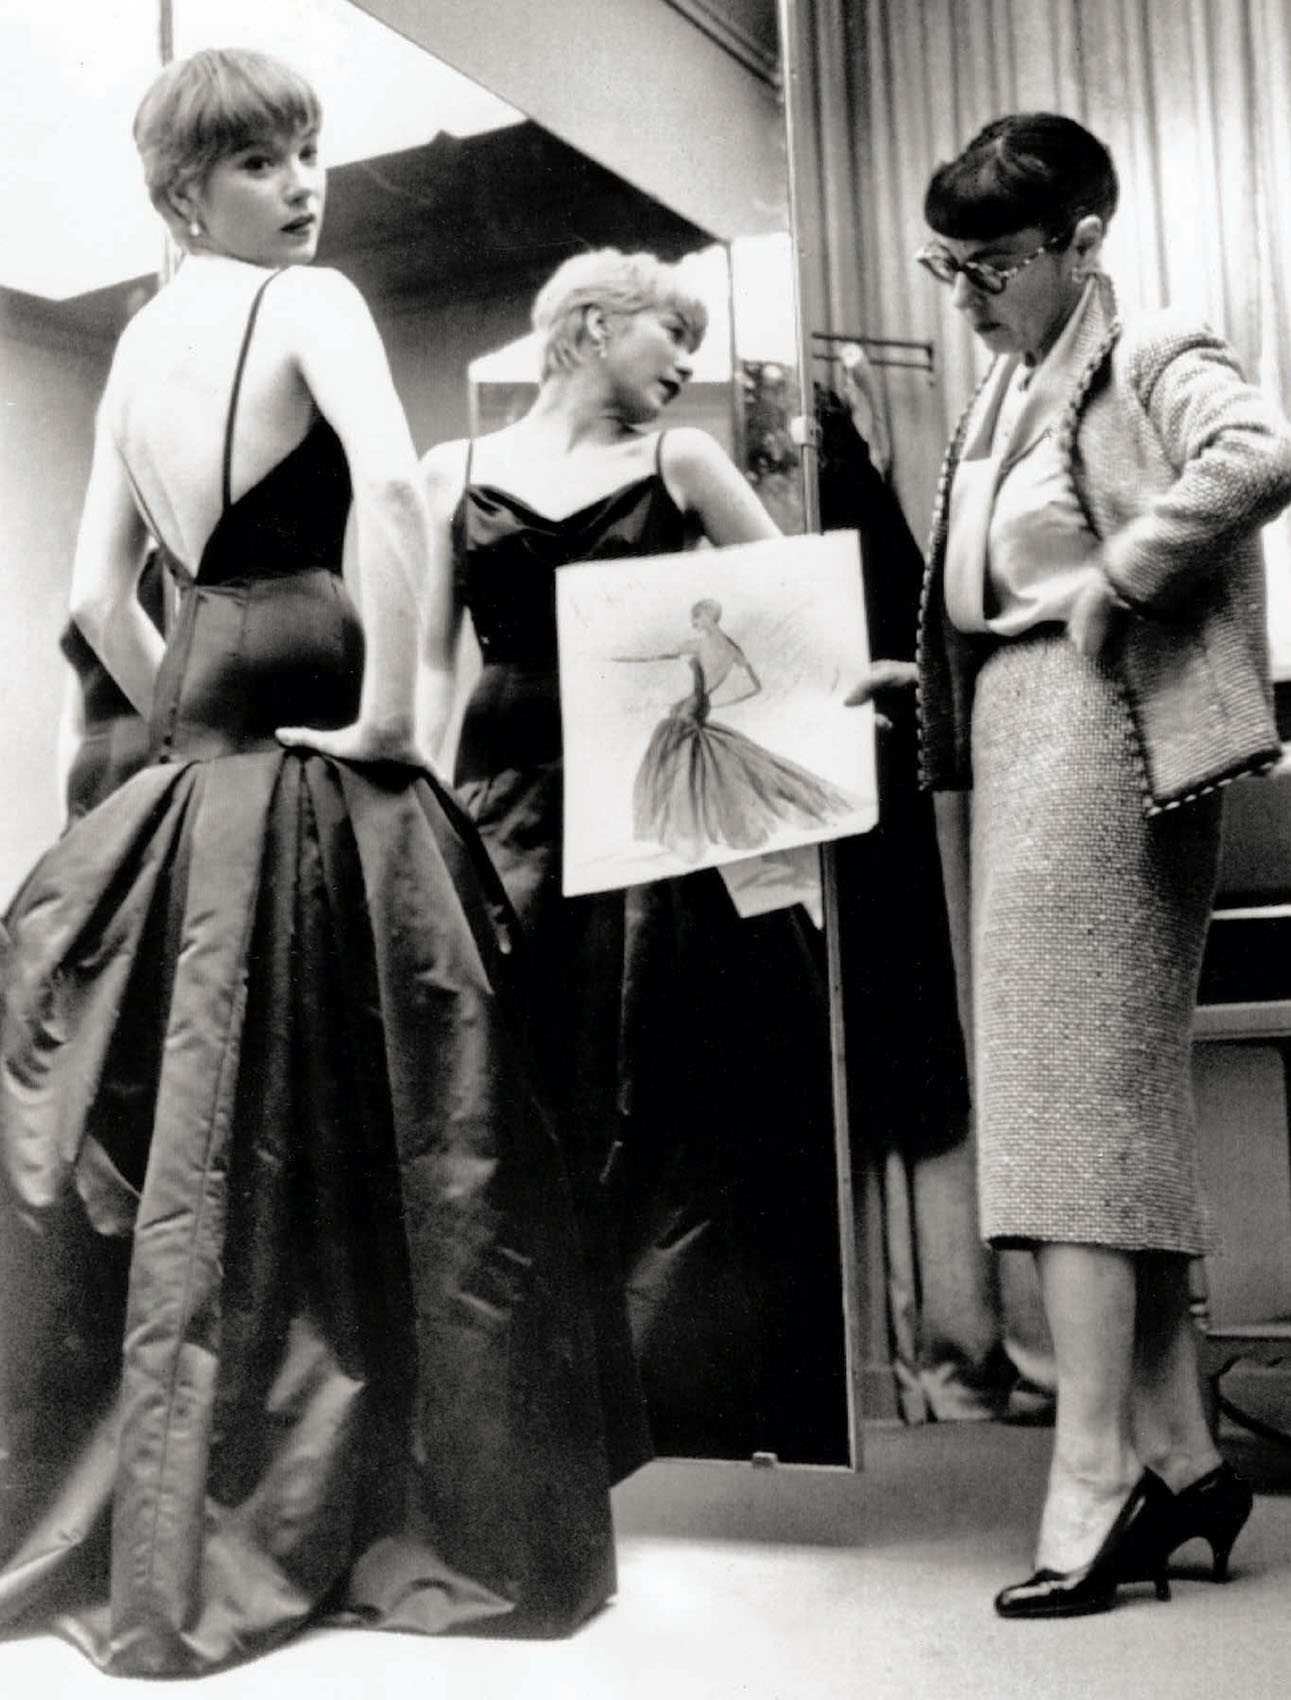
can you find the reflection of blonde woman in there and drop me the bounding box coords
[619,598,854,860]
[421,250,851,1471]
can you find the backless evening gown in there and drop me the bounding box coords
[0,274,614,1678]
[452,434,848,1471]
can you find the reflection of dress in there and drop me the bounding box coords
[0,281,612,1679]
[453,434,848,1470]
[633,654,854,861]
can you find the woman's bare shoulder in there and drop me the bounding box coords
[659,424,734,474]
[259,264,377,340]
[98,297,169,427]
[273,261,364,304]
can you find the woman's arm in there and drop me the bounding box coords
[1098,323,1291,612]
[54,666,88,824]
[661,427,781,545]
[663,425,922,713]
[276,267,431,761]
[417,440,470,767]
[66,409,162,717]
[730,643,761,693]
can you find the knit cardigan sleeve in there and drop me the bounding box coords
[1099,316,1291,610]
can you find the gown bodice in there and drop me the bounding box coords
[193,414,351,586]
[451,447,689,668]
[143,271,362,761]
[451,443,688,783]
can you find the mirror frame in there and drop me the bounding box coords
[345,0,868,1470]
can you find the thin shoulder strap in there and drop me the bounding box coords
[654,427,669,476]
[222,270,283,510]
[463,438,475,487]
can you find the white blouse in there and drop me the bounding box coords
[944,280,1103,638]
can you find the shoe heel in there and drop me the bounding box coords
[1168,1463,1254,1584]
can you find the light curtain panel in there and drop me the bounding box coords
[810,0,1291,673]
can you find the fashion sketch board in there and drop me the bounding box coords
[556,530,877,896]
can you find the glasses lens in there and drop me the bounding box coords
[962,261,1006,296]
[916,247,958,285]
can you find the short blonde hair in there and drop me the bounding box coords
[532,249,708,379]
[133,48,322,244]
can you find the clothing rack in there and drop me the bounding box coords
[811,329,936,380]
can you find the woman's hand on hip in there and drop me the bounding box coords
[276,715,427,769]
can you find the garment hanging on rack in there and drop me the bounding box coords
[834,343,893,478]
[814,383,965,1125]
[815,386,1032,1421]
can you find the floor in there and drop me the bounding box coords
[2,1421,1289,1700]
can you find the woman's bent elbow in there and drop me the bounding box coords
[357,472,428,528]
[66,590,108,652]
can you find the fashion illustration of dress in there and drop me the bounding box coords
[632,652,855,862]
[452,435,849,1471]
[0,278,613,1679]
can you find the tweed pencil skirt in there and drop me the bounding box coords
[970,631,1221,1253]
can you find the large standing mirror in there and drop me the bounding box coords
[0,0,863,1467]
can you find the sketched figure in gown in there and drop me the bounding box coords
[619,598,855,862]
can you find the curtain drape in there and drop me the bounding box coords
[790,0,1291,1420]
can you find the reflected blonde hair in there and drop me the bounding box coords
[133,48,322,245]
[532,249,708,379]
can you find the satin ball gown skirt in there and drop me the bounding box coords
[0,567,614,1677]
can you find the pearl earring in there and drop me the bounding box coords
[188,217,203,240]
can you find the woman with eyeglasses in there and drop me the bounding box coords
[915,112,1291,1618]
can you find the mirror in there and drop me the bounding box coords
[0,0,860,1467]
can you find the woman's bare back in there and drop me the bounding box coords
[108,260,318,573]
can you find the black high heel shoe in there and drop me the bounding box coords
[1168,1463,1253,1582]
[994,1470,1174,1619]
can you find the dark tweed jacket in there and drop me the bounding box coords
[917,274,1291,813]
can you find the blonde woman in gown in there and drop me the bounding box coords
[0,50,612,1678]
[423,250,851,1471]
